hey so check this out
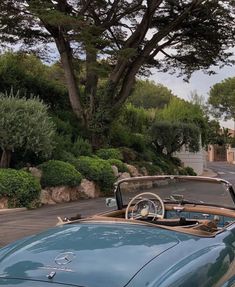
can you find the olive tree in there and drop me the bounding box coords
[0,92,55,168]
[150,121,200,156]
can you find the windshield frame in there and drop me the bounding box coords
[114,175,235,210]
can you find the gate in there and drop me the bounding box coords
[214,145,227,161]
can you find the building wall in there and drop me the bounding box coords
[175,145,204,175]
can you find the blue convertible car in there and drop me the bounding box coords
[1,176,235,287]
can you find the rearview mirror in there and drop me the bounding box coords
[106,198,117,208]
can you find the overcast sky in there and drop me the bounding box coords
[149,63,235,129]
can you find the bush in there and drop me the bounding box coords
[0,169,41,208]
[132,161,162,175]
[96,148,123,160]
[74,156,115,193]
[118,147,138,162]
[170,157,182,167]
[129,133,146,152]
[153,155,177,174]
[39,160,82,188]
[72,137,92,157]
[109,124,131,147]
[178,166,197,176]
[107,159,128,172]
[0,92,55,168]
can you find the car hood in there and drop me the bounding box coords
[0,223,179,287]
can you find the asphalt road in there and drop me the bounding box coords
[0,197,110,247]
[1,161,235,247]
[207,161,235,185]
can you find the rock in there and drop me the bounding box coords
[0,197,8,209]
[140,167,148,176]
[28,167,42,180]
[126,164,141,177]
[118,172,131,181]
[51,187,71,203]
[111,165,119,178]
[69,187,81,201]
[40,190,56,205]
[77,179,101,199]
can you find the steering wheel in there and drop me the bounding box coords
[125,192,165,220]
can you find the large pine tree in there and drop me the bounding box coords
[0,0,234,145]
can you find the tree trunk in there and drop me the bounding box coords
[0,150,12,168]
[55,36,86,124]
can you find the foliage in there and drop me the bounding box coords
[0,169,41,208]
[153,155,177,174]
[71,137,92,157]
[109,124,132,147]
[0,52,68,109]
[178,166,197,176]
[156,97,208,146]
[120,104,154,133]
[118,147,138,163]
[39,160,82,188]
[132,161,162,176]
[74,156,115,193]
[52,112,92,160]
[129,80,174,109]
[0,92,55,167]
[107,159,128,173]
[150,121,200,156]
[208,77,235,120]
[96,148,123,160]
[1,1,234,141]
[206,120,232,145]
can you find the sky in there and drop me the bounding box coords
[149,62,235,130]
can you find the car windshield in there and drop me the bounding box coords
[118,176,235,209]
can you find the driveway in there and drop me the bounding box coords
[0,197,109,247]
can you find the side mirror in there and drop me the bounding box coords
[106,198,117,208]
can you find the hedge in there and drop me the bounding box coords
[74,156,115,193]
[96,148,123,160]
[0,169,41,208]
[39,160,82,188]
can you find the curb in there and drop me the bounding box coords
[0,207,27,214]
[200,168,217,178]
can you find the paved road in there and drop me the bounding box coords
[207,161,235,185]
[0,197,109,247]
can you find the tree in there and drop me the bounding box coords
[128,80,174,109]
[206,120,233,145]
[0,92,55,168]
[208,77,235,121]
[150,121,200,156]
[0,1,234,144]
[155,97,209,144]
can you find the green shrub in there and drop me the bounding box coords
[178,166,197,176]
[170,157,182,167]
[96,148,123,160]
[72,137,92,157]
[118,147,138,162]
[132,161,162,175]
[107,159,128,172]
[74,156,115,194]
[109,124,131,147]
[0,169,41,208]
[153,155,177,174]
[129,133,146,152]
[39,160,82,188]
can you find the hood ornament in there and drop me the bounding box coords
[55,252,75,265]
